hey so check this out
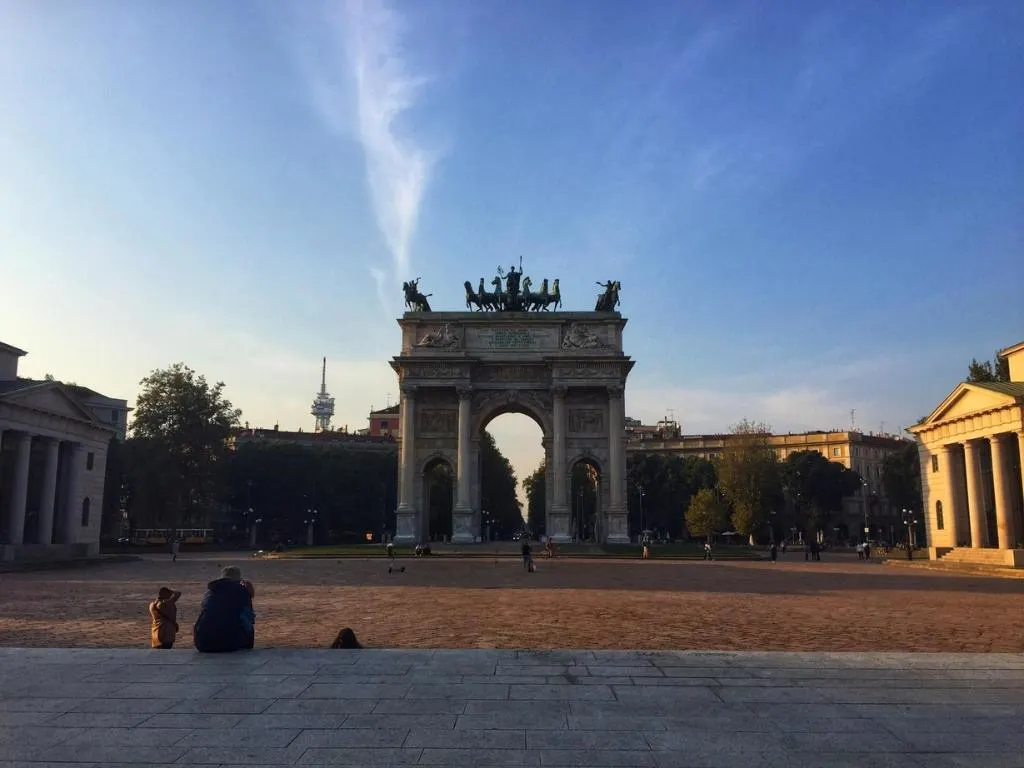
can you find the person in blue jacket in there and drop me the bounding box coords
[193,566,256,653]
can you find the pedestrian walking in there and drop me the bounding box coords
[171,539,180,563]
[769,542,777,563]
[703,541,713,561]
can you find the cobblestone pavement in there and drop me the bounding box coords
[0,555,1022,651]
[0,648,1023,767]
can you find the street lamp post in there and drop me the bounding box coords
[304,508,318,547]
[902,508,917,560]
[861,479,870,543]
[638,484,646,543]
[250,517,262,549]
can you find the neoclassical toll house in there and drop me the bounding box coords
[910,340,1024,567]
[390,312,634,545]
[0,342,119,562]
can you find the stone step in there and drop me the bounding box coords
[940,547,1010,564]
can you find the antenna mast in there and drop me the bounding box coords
[311,357,336,433]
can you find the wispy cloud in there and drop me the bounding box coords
[299,0,436,310]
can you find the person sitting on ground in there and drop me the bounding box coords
[149,587,181,649]
[330,627,363,649]
[193,566,256,653]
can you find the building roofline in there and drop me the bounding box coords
[999,340,1024,358]
[0,341,28,357]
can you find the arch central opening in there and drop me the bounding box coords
[423,457,453,542]
[570,458,601,543]
[480,411,544,541]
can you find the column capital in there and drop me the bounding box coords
[456,385,473,400]
[606,384,624,398]
[552,385,568,399]
[14,431,33,446]
[400,383,418,397]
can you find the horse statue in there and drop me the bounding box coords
[477,277,498,311]
[403,278,432,312]
[491,276,507,311]
[548,278,562,310]
[528,278,548,311]
[521,276,535,312]
[464,280,483,311]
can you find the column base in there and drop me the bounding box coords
[451,507,475,544]
[394,506,419,545]
[546,509,572,542]
[604,507,629,544]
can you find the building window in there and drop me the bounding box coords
[936,500,944,530]
[86,452,95,471]
[832,447,841,457]
[931,455,939,473]
[81,497,91,527]
[381,421,389,429]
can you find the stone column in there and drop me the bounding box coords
[394,385,418,544]
[605,385,629,544]
[1018,432,1024,544]
[5,433,32,546]
[989,434,1014,550]
[938,444,959,547]
[549,386,570,542]
[451,386,474,543]
[60,443,84,545]
[963,439,987,548]
[36,438,61,545]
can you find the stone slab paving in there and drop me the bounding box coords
[1,649,1023,767]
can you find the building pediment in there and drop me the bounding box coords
[1,382,100,424]
[913,382,1021,430]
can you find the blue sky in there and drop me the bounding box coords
[1,0,1021,488]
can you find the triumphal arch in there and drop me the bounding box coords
[391,270,633,544]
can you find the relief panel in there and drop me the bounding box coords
[419,409,457,435]
[568,409,605,434]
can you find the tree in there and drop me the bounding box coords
[685,487,730,544]
[225,443,396,545]
[522,460,546,537]
[717,420,783,541]
[881,442,922,514]
[967,352,1010,383]
[627,453,717,539]
[127,363,241,528]
[480,430,522,538]
[781,450,862,537]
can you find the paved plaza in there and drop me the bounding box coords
[1,648,1024,767]
[1,556,1023,651]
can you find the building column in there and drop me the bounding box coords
[60,443,84,545]
[5,433,32,546]
[451,387,474,543]
[36,438,61,545]
[605,385,629,543]
[1018,432,1024,546]
[940,444,959,547]
[549,386,570,542]
[989,434,1014,550]
[394,385,418,544]
[963,439,987,548]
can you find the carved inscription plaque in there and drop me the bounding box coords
[467,326,559,350]
[419,409,457,434]
[568,409,605,434]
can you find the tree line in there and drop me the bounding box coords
[104,363,523,545]
[523,419,922,544]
